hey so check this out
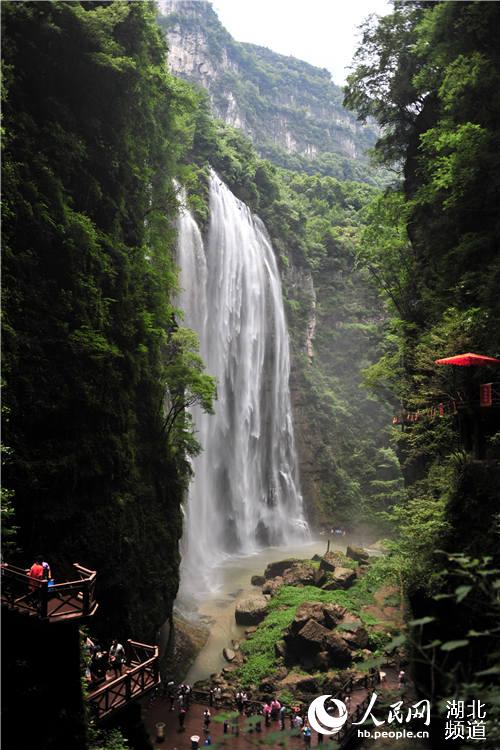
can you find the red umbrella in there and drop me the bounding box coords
[435,352,500,366]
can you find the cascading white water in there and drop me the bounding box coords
[177,171,308,599]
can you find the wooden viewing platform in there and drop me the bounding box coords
[87,640,160,721]
[1,562,98,622]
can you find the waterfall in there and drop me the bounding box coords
[177,171,308,599]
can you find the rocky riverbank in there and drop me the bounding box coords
[192,545,405,707]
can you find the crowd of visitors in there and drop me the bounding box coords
[161,682,324,747]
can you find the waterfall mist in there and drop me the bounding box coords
[177,171,308,600]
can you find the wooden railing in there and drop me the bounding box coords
[87,640,160,721]
[1,562,98,622]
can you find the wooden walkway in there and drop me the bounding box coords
[1,562,98,622]
[87,640,160,721]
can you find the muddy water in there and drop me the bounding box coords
[177,537,351,684]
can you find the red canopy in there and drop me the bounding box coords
[435,352,500,366]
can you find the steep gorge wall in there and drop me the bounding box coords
[160,1,377,166]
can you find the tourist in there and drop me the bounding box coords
[185,683,192,707]
[28,556,44,587]
[41,558,52,580]
[109,640,125,677]
[204,735,212,746]
[279,704,287,730]
[209,688,214,707]
[303,724,312,746]
[263,701,271,727]
[214,686,222,707]
[293,713,303,730]
[166,680,176,710]
[203,708,211,732]
[236,690,243,712]
[345,694,351,713]
[223,719,229,734]
[398,670,406,689]
[178,706,186,730]
[270,697,281,719]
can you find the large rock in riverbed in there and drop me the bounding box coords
[251,575,266,586]
[333,567,357,588]
[262,576,284,596]
[235,596,268,625]
[319,551,338,572]
[290,601,346,633]
[347,545,370,564]
[295,619,331,654]
[264,559,300,579]
[281,562,326,587]
[337,614,369,649]
[324,632,353,668]
[322,567,356,590]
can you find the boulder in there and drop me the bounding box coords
[322,603,347,628]
[324,633,353,668]
[319,551,338,573]
[346,545,369,564]
[282,562,318,586]
[251,575,266,586]
[245,626,257,636]
[262,576,283,596]
[223,647,236,662]
[264,559,300,579]
[295,619,331,654]
[274,640,287,659]
[321,579,341,591]
[290,602,327,633]
[311,554,322,562]
[331,567,356,589]
[314,651,331,671]
[259,678,277,693]
[278,673,320,694]
[338,615,369,650]
[235,596,268,625]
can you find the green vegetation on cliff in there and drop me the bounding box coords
[345,2,500,744]
[2,0,214,641]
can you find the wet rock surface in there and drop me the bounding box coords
[235,595,268,625]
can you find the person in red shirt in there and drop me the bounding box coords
[28,556,44,589]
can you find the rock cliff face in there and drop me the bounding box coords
[159,1,377,169]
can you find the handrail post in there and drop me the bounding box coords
[125,671,132,702]
[40,580,48,618]
[82,581,90,616]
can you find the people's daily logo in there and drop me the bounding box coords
[307,695,348,735]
